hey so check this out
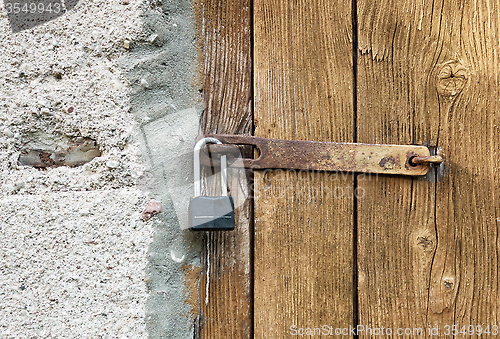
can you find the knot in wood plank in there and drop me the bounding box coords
[435,61,468,98]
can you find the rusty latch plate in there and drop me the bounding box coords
[199,134,437,176]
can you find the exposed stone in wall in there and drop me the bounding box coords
[18,134,101,168]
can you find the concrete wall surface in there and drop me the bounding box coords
[0,0,203,337]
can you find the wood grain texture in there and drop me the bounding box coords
[193,0,253,337]
[254,0,354,337]
[196,0,253,135]
[357,0,500,335]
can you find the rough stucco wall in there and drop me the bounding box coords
[0,0,203,337]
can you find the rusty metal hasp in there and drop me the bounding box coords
[199,134,442,176]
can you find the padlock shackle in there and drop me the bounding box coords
[193,137,227,197]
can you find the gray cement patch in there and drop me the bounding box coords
[117,0,205,337]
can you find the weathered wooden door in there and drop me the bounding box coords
[193,0,500,337]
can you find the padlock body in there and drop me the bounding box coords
[189,196,235,231]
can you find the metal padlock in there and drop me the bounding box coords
[188,137,235,231]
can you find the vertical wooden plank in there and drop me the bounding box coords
[356,1,439,332]
[193,1,253,338]
[430,0,500,330]
[357,0,500,335]
[254,1,354,337]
